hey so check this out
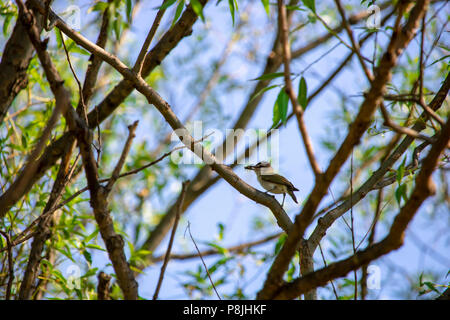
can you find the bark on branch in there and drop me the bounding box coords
[257,0,430,299]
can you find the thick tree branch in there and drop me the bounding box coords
[0,0,209,214]
[18,144,77,300]
[15,2,139,299]
[273,114,450,299]
[277,0,321,177]
[97,272,112,300]
[137,8,394,268]
[28,0,296,239]
[0,0,43,124]
[257,0,430,299]
[307,72,449,254]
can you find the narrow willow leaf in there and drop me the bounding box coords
[272,99,280,128]
[250,84,278,102]
[251,72,285,81]
[395,184,407,206]
[3,14,12,36]
[271,88,289,128]
[88,1,109,13]
[278,89,289,126]
[396,156,406,184]
[190,0,205,22]
[228,0,235,26]
[172,0,185,26]
[159,0,177,10]
[126,0,132,22]
[298,76,308,109]
[261,0,270,16]
[302,0,316,13]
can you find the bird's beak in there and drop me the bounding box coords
[245,165,255,170]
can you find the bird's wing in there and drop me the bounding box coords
[260,174,298,191]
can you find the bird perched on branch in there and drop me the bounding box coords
[245,161,299,207]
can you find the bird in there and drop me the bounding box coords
[244,161,299,207]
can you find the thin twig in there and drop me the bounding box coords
[334,0,374,82]
[0,135,210,253]
[59,29,88,124]
[153,180,190,300]
[0,0,68,219]
[152,232,282,262]
[186,222,222,300]
[379,102,435,142]
[318,243,338,300]
[350,149,357,300]
[105,120,139,192]
[277,0,321,177]
[133,0,168,75]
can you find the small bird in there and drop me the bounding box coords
[245,161,299,207]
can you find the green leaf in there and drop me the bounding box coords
[82,250,92,265]
[286,5,305,11]
[206,242,227,256]
[395,184,407,206]
[272,100,280,128]
[261,0,270,16]
[423,281,440,293]
[159,0,177,10]
[278,88,289,126]
[302,0,316,13]
[274,234,287,255]
[2,14,12,36]
[190,0,205,22]
[88,1,109,13]
[428,54,450,67]
[251,72,285,81]
[217,223,225,241]
[396,156,407,184]
[21,134,27,149]
[272,88,289,128]
[85,244,106,251]
[208,256,232,274]
[298,76,308,109]
[126,0,133,22]
[172,0,185,26]
[81,268,98,279]
[55,28,63,48]
[113,14,122,40]
[84,228,99,243]
[69,45,90,56]
[250,84,279,102]
[228,0,237,26]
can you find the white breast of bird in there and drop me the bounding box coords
[257,175,288,194]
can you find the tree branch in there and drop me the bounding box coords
[0,0,43,124]
[273,114,450,299]
[257,0,430,299]
[153,180,189,300]
[277,0,321,177]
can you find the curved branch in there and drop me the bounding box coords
[273,115,450,299]
[257,0,430,300]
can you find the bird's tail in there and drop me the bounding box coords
[288,189,298,204]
